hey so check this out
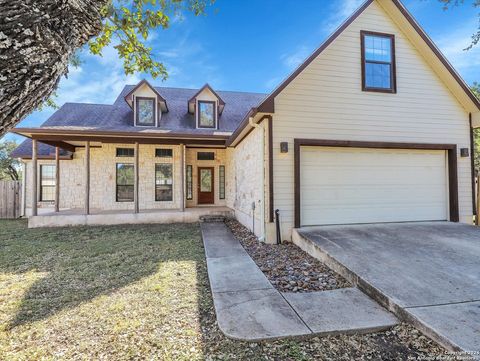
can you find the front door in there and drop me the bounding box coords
[198,167,214,204]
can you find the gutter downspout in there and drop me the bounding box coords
[248,117,265,242]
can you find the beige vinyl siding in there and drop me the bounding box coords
[272,1,472,238]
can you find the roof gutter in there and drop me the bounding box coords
[10,128,230,141]
[226,107,259,147]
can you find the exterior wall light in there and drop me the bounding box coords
[460,148,469,157]
[280,142,288,153]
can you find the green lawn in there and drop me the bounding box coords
[0,220,442,360]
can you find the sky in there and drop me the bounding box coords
[3,0,480,143]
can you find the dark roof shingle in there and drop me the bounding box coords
[12,85,266,158]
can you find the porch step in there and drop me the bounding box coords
[199,215,227,223]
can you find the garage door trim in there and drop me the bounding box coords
[293,139,458,228]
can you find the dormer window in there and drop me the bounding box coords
[198,101,216,128]
[136,97,156,126]
[188,84,225,129]
[124,80,168,127]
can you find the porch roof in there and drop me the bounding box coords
[10,129,229,159]
[11,85,266,158]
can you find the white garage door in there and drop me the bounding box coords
[300,146,448,226]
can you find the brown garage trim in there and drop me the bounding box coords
[267,115,274,222]
[470,113,476,216]
[294,138,459,228]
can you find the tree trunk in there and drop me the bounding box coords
[0,0,109,136]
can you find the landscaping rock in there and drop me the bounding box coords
[225,219,351,293]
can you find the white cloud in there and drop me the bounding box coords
[323,0,365,33]
[264,76,282,90]
[52,44,142,105]
[281,45,311,70]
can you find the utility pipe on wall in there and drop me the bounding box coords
[248,117,265,241]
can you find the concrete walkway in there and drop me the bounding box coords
[201,222,398,341]
[293,222,480,354]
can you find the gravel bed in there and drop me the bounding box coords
[225,219,351,292]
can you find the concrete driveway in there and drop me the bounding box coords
[293,222,480,354]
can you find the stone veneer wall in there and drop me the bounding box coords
[226,122,269,239]
[24,143,182,213]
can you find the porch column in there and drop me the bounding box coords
[84,141,90,215]
[180,144,185,212]
[55,146,60,212]
[31,139,38,216]
[134,142,139,213]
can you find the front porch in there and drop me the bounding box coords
[17,132,233,228]
[28,206,234,228]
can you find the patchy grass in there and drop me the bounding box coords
[0,220,444,360]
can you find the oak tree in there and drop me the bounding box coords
[0,0,213,136]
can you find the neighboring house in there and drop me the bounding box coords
[11,0,480,242]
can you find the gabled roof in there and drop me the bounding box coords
[257,0,480,113]
[124,79,169,112]
[11,86,266,158]
[188,84,226,114]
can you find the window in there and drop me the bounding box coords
[361,31,396,93]
[197,152,215,161]
[136,97,156,125]
[40,165,55,201]
[197,101,216,128]
[116,163,134,202]
[155,148,173,158]
[186,165,193,200]
[155,164,173,201]
[116,148,134,157]
[219,165,225,200]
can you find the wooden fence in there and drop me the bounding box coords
[0,180,22,219]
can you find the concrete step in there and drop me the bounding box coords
[199,215,227,223]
